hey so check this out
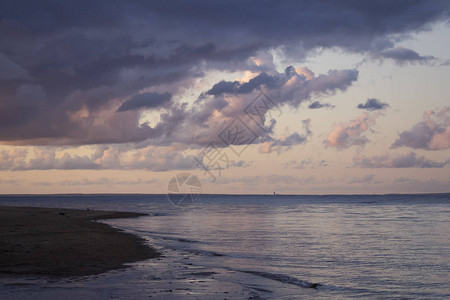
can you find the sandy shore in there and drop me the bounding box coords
[0,206,159,276]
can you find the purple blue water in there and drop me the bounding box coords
[1,194,449,299]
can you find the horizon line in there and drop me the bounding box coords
[0,192,449,196]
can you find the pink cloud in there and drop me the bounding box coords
[391,107,450,150]
[326,113,376,149]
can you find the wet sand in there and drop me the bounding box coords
[0,206,159,276]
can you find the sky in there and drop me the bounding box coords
[0,0,449,194]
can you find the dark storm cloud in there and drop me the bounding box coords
[0,0,449,146]
[205,67,358,107]
[117,92,171,112]
[0,53,29,80]
[207,72,280,95]
[357,98,389,111]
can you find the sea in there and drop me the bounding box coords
[0,193,449,299]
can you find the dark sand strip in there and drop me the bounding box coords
[0,206,159,276]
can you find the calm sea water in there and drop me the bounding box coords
[1,194,449,299]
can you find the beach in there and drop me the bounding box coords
[0,206,159,276]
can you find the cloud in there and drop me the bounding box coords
[134,67,357,150]
[35,178,112,186]
[213,174,316,187]
[229,160,251,168]
[0,65,356,147]
[206,72,280,95]
[125,146,198,172]
[349,174,376,184]
[0,0,448,146]
[204,67,358,107]
[0,145,199,171]
[357,98,389,111]
[0,148,27,170]
[389,177,450,193]
[283,159,328,169]
[259,119,312,154]
[354,151,449,168]
[308,101,335,109]
[326,113,377,149]
[391,107,450,150]
[35,178,158,187]
[0,53,29,80]
[0,178,21,185]
[381,47,435,65]
[259,132,307,154]
[0,142,253,172]
[0,148,101,170]
[117,92,171,112]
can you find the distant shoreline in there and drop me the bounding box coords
[1,192,449,196]
[0,206,159,277]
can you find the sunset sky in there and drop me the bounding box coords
[1,1,449,194]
